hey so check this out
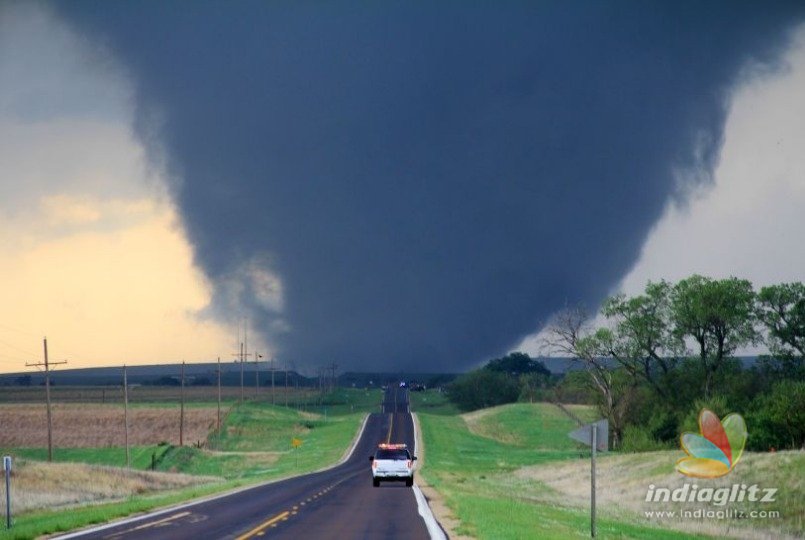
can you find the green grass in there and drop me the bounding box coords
[409,389,460,415]
[418,402,706,539]
[420,411,582,474]
[469,403,598,449]
[173,401,365,479]
[448,494,703,540]
[290,387,386,416]
[0,445,172,470]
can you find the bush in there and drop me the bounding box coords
[447,369,520,412]
[679,395,730,434]
[553,370,597,404]
[746,380,805,451]
[518,372,552,403]
[620,425,671,452]
[647,410,679,443]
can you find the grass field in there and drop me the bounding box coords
[417,400,706,539]
[0,389,373,540]
[163,402,366,479]
[519,448,804,538]
[417,398,803,539]
[409,388,460,415]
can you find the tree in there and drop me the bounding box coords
[746,380,805,451]
[485,352,550,377]
[600,280,681,398]
[541,306,634,448]
[670,275,758,398]
[757,282,805,359]
[447,369,520,411]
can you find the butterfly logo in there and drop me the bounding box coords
[676,409,747,478]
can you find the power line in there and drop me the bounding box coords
[0,322,39,338]
[0,353,38,365]
[0,337,39,359]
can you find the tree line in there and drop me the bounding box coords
[447,276,804,452]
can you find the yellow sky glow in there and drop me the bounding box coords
[0,4,238,374]
[0,195,234,372]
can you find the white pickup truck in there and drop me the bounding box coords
[369,443,416,487]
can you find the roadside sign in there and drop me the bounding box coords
[291,438,302,469]
[2,457,9,472]
[569,420,608,451]
[568,419,608,537]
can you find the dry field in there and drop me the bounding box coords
[0,385,261,403]
[0,459,217,516]
[0,404,219,447]
[0,385,315,404]
[515,449,804,539]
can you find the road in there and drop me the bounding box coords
[59,386,433,540]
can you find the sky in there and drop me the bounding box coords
[0,3,234,370]
[1,2,804,373]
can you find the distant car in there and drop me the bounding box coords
[369,443,416,487]
[399,381,406,388]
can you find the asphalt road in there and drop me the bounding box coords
[60,386,432,540]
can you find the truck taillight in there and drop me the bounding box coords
[372,461,377,469]
[407,460,412,468]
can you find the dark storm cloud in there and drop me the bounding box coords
[57,2,804,371]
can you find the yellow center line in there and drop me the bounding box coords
[386,411,394,443]
[235,511,291,540]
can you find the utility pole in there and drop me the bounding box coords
[123,365,130,468]
[179,361,185,447]
[591,424,597,538]
[26,338,66,462]
[285,359,289,407]
[318,367,323,400]
[216,357,221,433]
[243,318,248,400]
[327,362,338,393]
[254,352,262,394]
[294,373,302,411]
[270,357,276,405]
[234,342,244,404]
